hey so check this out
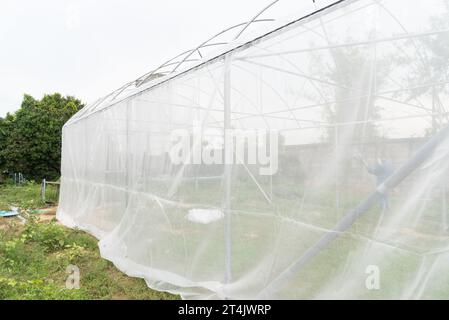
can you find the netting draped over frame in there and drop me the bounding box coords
[58,0,449,299]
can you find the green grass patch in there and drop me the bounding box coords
[0,183,179,300]
[0,218,179,300]
[0,183,45,211]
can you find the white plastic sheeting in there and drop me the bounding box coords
[187,209,224,225]
[58,0,449,299]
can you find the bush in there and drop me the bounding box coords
[22,219,69,253]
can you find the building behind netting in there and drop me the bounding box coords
[57,0,449,299]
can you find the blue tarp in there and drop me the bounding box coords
[0,211,19,218]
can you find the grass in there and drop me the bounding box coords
[0,183,179,300]
[0,182,46,211]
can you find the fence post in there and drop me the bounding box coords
[41,179,46,203]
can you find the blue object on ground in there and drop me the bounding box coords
[0,211,19,218]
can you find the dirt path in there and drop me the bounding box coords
[34,206,58,222]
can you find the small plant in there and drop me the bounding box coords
[22,219,68,253]
[55,244,88,261]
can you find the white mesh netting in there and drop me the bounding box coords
[58,0,449,299]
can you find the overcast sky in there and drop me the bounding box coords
[0,0,308,117]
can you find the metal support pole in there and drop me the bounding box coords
[443,184,447,232]
[126,100,131,208]
[224,56,233,286]
[432,86,436,134]
[258,123,449,299]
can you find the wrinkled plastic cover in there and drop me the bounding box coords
[58,0,449,299]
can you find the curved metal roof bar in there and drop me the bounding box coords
[234,0,280,40]
[134,49,197,87]
[158,59,201,71]
[134,43,228,87]
[110,55,201,104]
[168,19,275,74]
[110,81,141,102]
[84,76,141,116]
[70,0,350,124]
[98,58,203,110]
[111,52,218,103]
[78,3,281,119]
[135,19,274,88]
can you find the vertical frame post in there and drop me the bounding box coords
[223,56,232,287]
[126,100,132,209]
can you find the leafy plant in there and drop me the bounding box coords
[22,219,69,253]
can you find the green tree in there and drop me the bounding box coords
[0,113,14,171]
[0,93,83,181]
[314,45,392,145]
[402,8,449,135]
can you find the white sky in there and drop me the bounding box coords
[0,0,292,117]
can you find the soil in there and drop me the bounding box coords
[34,206,58,223]
[0,206,59,227]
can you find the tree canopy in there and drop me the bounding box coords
[0,93,83,181]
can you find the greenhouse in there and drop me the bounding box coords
[57,0,449,299]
